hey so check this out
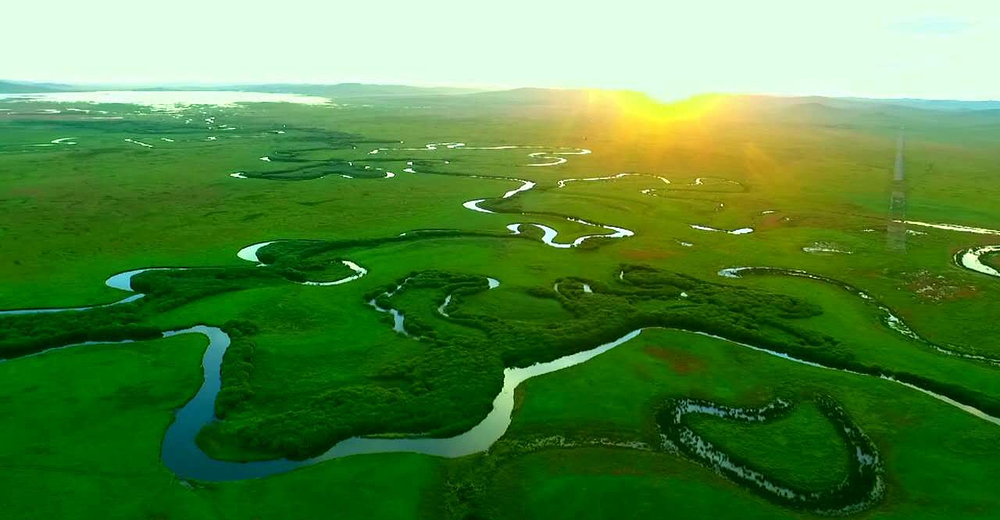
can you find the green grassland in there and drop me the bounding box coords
[485,329,999,520]
[2,89,999,519]
[0,335,438,519]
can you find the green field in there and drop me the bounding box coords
[2,87,999,519]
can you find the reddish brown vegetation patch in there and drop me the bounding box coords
[644,345,705,374]
[902,270,979,302]
[753,213,788,232]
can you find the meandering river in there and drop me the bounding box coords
[4,140,1000,489]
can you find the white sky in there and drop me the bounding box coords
[3,0,998,100]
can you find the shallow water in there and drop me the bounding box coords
[462,199,494,213]
[236,241,367,286]
[437,295,453,317]
[11,138,1000,487]
[718,266,1000,366]
[301,261,368,286]
[956,245,1000,278]
[0,91,331,111]
[161,325,644,481]
[664,397,885,513]
[7,255,1000,483]
[124,138,154,148]
[236,241,277,264]
[367,278,415,335]
[803,244,852,254]
[557,172,670,188]
[439,277,500,317]
[502,180,535,198]
[0,293,143,316]
[0,266,180,316]
[386,142,587,168]
[690,224,754,235]
[152,317,1000,482]
[505,221,634,249]
[526,156,567,167]
[900,220,1000,236]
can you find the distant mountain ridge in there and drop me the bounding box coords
[722,94,1000,112]
[225,83,482,97]
[0,80,82,93]
[0,80,482,97]
[2,79,998,112]
[845,97,1000,111]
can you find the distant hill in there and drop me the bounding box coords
[462,87,594,104]
[221,83,483,98]
[702,94,1000,132]
[3,78,998,115]
[845,97,1000,111]
[0,80,482,97]
[727,94,1000,115]
[462,89,1000,117]
[0,80,80,93]
[461,88,682,112]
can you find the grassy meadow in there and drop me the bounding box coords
[1,88,999,519]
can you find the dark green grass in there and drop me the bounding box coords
[686,401,849,490]
[459,287,574,321]
[3,92,1000,518]
[0,334,438,520]
[473,329,1000,520]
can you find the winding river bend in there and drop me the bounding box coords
[661,397,885,515]
[5,140,1000,495]
[233,140,759,250]
[956,245,1000,279]
[395,146,639,249]
[159,316,1000,481]
[13,283,1000,484]
[0,268,169,316]
[719,266,1000,366]
[895,219,1000,280]
[0,245,366,318]
[161,324,646,481]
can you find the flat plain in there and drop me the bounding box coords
[2,87,999,519]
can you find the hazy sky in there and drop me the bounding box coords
[4,0,997,100]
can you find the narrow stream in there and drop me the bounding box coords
[0,268,173,316]
[152,318,1000,482]
[690,224,754,235]
[718,266,1000,365]
[160,325,643,481]
[661,397,885,515]
[955,245,1000,279]
[557,172,671,188]
[7,258,1000,483]
[438,277,500,318]
[6,140,1000,490]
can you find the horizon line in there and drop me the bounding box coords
[2,78,999,104]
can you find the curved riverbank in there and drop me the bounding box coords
[0,267,174,316]
[718,266,1000,366]
[659,396,884,515]
[955,245,1000,279]
[4,138,1000,509]
[162,319,1000,482]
